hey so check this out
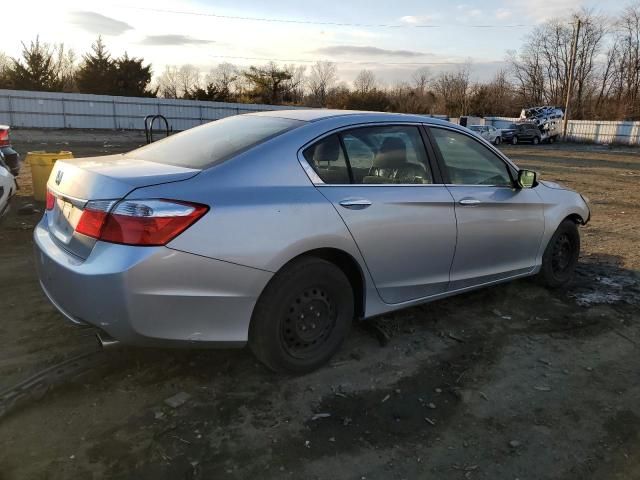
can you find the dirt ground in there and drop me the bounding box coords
[0,129,639,480]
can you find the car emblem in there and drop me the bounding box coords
[55,170,64,185]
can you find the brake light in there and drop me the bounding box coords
[76,199,208,246]
[45,189,55,210]
[0,129,8,147]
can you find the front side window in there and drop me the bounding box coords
[303,134,350,184]
[341,126,433,184]
[430,128,513,187]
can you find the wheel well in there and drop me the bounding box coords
[282,248,366,319]
[565,213,586,225]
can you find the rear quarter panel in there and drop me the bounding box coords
[126,129,371,276]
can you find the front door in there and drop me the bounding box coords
[303,125,457,304]
[427,126,545,290]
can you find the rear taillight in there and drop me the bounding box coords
[0,129,8,147]
[76,199,208,246]
[45,189,56,210]
[76,200,114,238]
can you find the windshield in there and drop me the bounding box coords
[127,115,304,169]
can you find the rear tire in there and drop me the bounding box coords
[537,219,580,288]
[532,136,540,145]
[249,257,354,374]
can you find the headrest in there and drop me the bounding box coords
[373,137,407,169]
[313,138,340,163]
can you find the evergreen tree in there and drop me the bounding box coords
[76,36,116,94]
[8,37,62,91]
[113,53,156,97]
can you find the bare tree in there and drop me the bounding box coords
[615,3,640,118]
[178,64,201,98]
[509,9,606,117]
[432,64,471,117]
[307,61,337,107]
[286,64,307,104]
[156,65,180,98]
[411,67,430,95]
[0,52,12,87]
[206,62,238,96]
[354,69,376,94]
[54,44,77,92]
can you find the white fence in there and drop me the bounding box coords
[1,89,639,145]
[485,117,640,145]
[0,89,303,131]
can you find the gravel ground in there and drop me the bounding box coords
[0,129,639,480]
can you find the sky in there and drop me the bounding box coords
[2,0,627,85]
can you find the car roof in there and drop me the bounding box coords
[248,109,455,128]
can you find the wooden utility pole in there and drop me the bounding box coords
[563,19,581,140]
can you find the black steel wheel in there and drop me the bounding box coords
[537,219,580,288]
[281,287,336,359]
[249,257,354,373]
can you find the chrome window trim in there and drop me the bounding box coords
[297,121,439,187]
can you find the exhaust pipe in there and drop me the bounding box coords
[96,331,120,349]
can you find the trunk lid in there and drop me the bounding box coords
[46,155,200,259]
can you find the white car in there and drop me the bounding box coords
[469,125,502,145]
[0,156,16,220]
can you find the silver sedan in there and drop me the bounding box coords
[34,110,590,373]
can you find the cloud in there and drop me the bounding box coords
[313,45,426,58]
[139,35,216,46]
[503,0,584,22]
[495,8,513,20]
[399,15,438,25]
[68,11,133,36]
[455,5,483,20]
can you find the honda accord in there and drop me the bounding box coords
[34,110,590,373]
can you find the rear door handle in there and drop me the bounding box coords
[339,198,372,210]
[459,198,481,206]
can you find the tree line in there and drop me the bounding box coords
[1,4,639,120]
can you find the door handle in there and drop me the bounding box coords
[339,198,372,210]
[459,198,481,206]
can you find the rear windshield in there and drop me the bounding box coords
[127,115,304,169]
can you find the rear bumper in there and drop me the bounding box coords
[34,219,273,347]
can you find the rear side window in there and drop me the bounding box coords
[128,115,303,169]
[342,126,432,184]
[303,135,350,184]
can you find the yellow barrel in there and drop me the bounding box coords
[27,151,74,202]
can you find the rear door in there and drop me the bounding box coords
[426,126,544,290]
[302,124,457,304]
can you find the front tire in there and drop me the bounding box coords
[537,219,580,288]
[494,136,501,145]
[249,257,354,374]
[511,136,518,145]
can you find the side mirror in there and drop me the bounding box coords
[518,169,537,189]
